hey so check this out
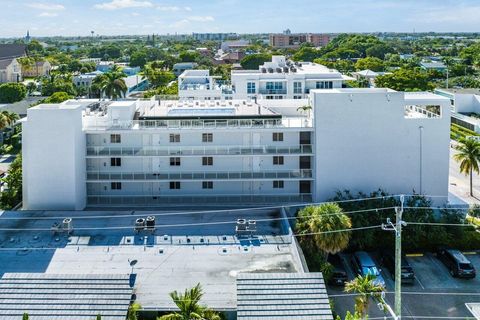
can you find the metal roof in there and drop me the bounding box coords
[0,273,133,320]
[236,273,333,320]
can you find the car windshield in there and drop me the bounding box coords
[362,266,380,276]
[460,263,473,270]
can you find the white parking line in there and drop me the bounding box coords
[415,275,425,290]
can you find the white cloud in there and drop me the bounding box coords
[184,6,192,11]
[157,6,180,11]
[188,16,215,22]
[27,3,65,11]
[131,12,140,16]
[94,0,153,10]
[38,12,59,17]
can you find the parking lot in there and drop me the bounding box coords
[328,251,480,319]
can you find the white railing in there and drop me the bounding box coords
[86,145,314,157]
[83,117,313,130]
[405,105,441,119]
[86,169,313,181]
[87,193,313,205]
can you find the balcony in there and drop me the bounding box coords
[86,169,313,181]
[87,193,313,206]
[259,89,287,95]
[86,145,314,157]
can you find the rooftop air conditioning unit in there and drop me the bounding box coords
[268,68,273,73]
[62,218,73,234]
[283,67,289,73]
[134,218,145,233]
[261,68,266,73]
[276,68,282,73]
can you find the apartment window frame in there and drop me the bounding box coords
[202,181,213,189]
[273,156,284,165]
[169,181,181,190]
[293,81,302,94]
[202,133,213,143]
[247,82,256,94]
[272,132,284,142]
[110,134,121,144]
[170,157,181,166]
[111,182,122,190]
[169,133,181,143]
[202,156,213,166]
[110,157,121,167]
[273,180,284,189]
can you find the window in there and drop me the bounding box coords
[273,156,284,165]
[110,157,121,167]
[273,180,284,189]
[266,81,284,91]
[293,82,302,94]
[169,181,181,189]
[294,95,302,99]
[315,81,333,89]
[110,134,121,143]
[247,82,256,94]
[202,181,213,189]
[111,182,122,190]
[169,134,180,143]
[202,157,213,166]
[170,157,181,166]
[202,133,213,142]
[273,132,284,142]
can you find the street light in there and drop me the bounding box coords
[128,259,138,274]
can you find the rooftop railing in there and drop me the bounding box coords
[259,89,287,95]
[405,105,441,119]
[86,169,313,181]
[86,145,314,157]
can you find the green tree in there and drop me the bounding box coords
[344,275,384,318]
[179,51,200,62]
[143,62,175,88]
[375,68,433,91]
[0,111,19,130]
[96,315,102,320]
[0,83,27,103]
[453,138,480,197]
[296,203,352,259]
[26,82,37,95]
[292,47,323,62]
[92,65,127,100]
[0,154,22,209]
[158,283,221,320]
[22,313,29,320]
[127,302,141,320]
[130,51,148,68]
[335,311,364,320]
[355,57,384,72]
[43,92,73,103]
[240,53,272,70]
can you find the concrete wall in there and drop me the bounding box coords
[312,89,450,203]
[22,104,86,210]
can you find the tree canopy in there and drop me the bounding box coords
[0,83,27,103]
[375,68,433,91]
[240,53,272,70]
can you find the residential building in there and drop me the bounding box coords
[22,60,52,78]
[231,55,353,100]
[73,72,148,97]
[352,69,391,87]
[221,40,250,52]
[434,88,480,132]
[213,50,246,65]
[178,70,234,100]
[173,62,198,77]
[73,71,103,88]
[192,33,237,41]
[0,44,27,83]
[96,61,115,72]
[420,61,447,72]
[270,32,331,49]
[22,89,450,210]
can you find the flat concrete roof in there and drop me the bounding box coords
[0,209,302,311]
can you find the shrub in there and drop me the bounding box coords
[0,83,27,103]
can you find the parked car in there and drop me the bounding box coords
[436,248,476,279]
[381,251,415,284]
[327,254,348,286]
[351,251,386,287]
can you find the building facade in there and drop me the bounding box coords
[22,89,451,210]
[269,33,331,49]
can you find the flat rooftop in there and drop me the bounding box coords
[0,208,302,311]
[436,88,480,95]
[140,100,278,118]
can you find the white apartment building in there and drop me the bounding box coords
[22,89,450,210]
[178,70,234,100]
[231,56,353,100]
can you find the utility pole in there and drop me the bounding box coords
[382,195,406,320]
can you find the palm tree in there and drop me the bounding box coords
[92,66,127,100]
[22,313,29,320]
[0,111,19,130]
[454,137,480,197]
[296,203,352,259]
[344,274,384,318]
[158,283,221,320]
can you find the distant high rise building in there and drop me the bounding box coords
[25,30,31,44]
[269,32,331,49]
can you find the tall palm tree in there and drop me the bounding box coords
[296,203,352,259]
[344,274,384,318]
[158,283,221,320]
[454,137,480,197]
[0,111,19,130]
[92,66,127,100]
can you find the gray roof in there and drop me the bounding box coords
[0,273,133,320]
[0,44,27,60]
[237,273,333,320]
[0,58,15,69]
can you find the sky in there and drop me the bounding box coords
[1,0,480,38]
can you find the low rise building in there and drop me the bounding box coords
[0,44,27,83]
[178,70,234,100]
[270,32,331,49]
[21,60,52,78]
[22,89,450,210]
[173,62,198,77]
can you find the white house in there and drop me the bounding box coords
[0,58,22,83]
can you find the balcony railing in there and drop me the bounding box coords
[86,169,313,181]
[83,117,313,130]
[87,193,313,205]
[259,89,287,95]
[86,145,314,157]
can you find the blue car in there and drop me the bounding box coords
[351,251,386,287]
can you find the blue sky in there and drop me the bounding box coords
[1,0,480,37]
